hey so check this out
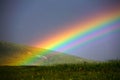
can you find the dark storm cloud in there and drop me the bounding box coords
[0,0,120,61]
[0,0,12,40]
[0,0,119,42]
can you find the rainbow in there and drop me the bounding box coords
[10,8,120,65]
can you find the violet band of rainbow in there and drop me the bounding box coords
[12,9,120,65]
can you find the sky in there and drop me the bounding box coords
[0,0,120,61]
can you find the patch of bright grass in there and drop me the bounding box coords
[0,60,120,80]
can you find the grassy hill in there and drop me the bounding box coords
[0,41,38,65]
[0,41,95,65]
[0,41,120,80]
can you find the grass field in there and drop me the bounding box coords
[0,60,120,80]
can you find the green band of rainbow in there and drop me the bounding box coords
[12,9,120,65]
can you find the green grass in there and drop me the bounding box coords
[0,60,120,80]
